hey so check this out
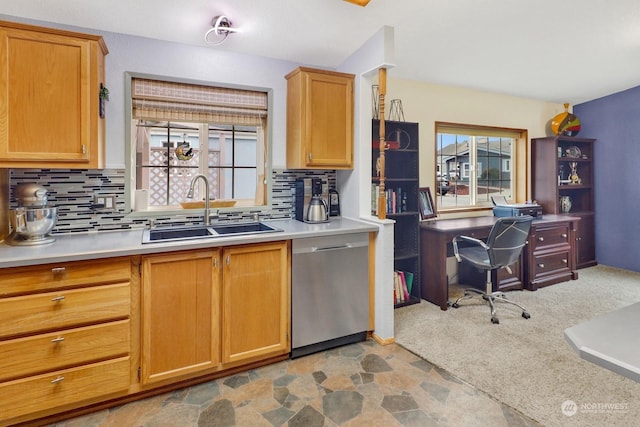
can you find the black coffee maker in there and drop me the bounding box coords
[295,178,329,223]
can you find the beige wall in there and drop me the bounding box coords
[386,78,565,212]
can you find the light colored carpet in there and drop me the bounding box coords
[394,265,640,427]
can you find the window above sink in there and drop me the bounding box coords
[125,73,274,216]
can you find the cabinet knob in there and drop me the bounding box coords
[51,295,65,302]
[537,236,544,242]
[213,258,218,268]
[538,263,545,268]
[562,259,568,264]
[308,152,313,161]
[561,233,568,238]
[51,376,65,384]
[51,336,65,344]
[225,255,231,265]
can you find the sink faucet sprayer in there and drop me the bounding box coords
[186,174,212,225]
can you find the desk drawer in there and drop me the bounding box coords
[531,223,571,251]
[533,249,571,280]
[0,320,130,382]
[0,357,130,422]
[0,283,130,338]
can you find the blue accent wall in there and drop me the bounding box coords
[575,86,640,272]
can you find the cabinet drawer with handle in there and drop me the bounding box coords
[0,320,130,382]
[0,357,130,423]
[0,257,130,297]
[531,224,571,251]
[532,250,572,277]
[0,283,130,338]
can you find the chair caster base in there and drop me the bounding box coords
[522,311,531,319]
[491,316,499,324]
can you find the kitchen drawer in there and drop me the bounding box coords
[0,283,130,338]
[531,223,571,251]
[0,320,130,382]
[0,257,130,297]
[0,357,130,422]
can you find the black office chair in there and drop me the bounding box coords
[451,216,533,324]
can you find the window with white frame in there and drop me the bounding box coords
[435,122,526,212]
[129,76,270,210]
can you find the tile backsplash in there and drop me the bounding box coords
[8,168,336,234]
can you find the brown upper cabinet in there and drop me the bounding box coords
[0,21,108,168]
[286,67,354,169]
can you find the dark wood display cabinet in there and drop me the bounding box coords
[372,120,421,307]
[532,136,596,269]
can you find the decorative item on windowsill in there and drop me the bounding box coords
[551,103,581,137]
[99,84,109,118]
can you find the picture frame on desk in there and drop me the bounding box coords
[419,187,436,220]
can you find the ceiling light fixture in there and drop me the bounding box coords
[344,0,371,6]
[204,15,239,46]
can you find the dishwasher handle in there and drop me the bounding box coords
[294,240,368,255]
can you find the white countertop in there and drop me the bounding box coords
[0,217,378,269]
[565,302,640,382]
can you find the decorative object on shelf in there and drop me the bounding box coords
[386,127,411,150]
[560,196,572,213]
[389,99,405,121]
[565,145,582,158]
[418,187,436,220]
[99,84,109,118]
[569,161,581,184]
[551,103,581,136]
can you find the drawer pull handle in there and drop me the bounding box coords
[51,376,65,384]
[561,233,568,238]
[51,295,65,302]
[562,259,568,264]
[51,337,65,343]
[537,237,544,242]
[51,267,66,275]
[538,263,545,268]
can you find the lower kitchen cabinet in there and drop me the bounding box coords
[222,241,290,364]
[140,241,290,384]
[141,249,221,385]
[0,257,132,425]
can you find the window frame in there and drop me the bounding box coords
[434,122,528,214]
[124,72,274,216]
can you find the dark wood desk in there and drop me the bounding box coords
[419,215,579,310]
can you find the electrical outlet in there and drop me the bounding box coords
[93,194,116,211]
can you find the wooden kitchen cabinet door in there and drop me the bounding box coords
[221,241,290,365]
[286,67,354,169]
[141,249,221,384]
[0,21,107,168]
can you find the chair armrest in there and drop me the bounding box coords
[452,235,489,262]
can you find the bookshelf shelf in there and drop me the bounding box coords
[372,119,421,308]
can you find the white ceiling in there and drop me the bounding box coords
[3,0,640,105]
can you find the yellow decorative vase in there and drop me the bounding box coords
[551,103,581,137]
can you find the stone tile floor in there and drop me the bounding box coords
[47,340,540,427]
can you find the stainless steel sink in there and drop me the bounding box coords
[142,222,282,244]
[212,222,280,236]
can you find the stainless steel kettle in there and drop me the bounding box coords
[306,196,328,222]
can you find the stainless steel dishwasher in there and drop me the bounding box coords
[291,232,369,358]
